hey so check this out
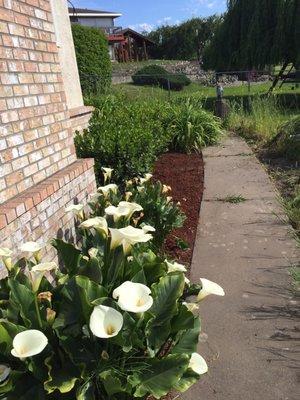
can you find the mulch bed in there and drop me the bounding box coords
[153,152,204,267]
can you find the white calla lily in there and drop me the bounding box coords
[106,202,142,222]
[137,186,145,193]
[0,365,10,383]
[89,305,123,338]
[88,247,99,258]
[102,167,113,183]
[79,217,108,236]
[165,260,187,274]
[19,241,44,262]
[0,247,13,271]
[113,281,153,313]
[109,226,153,254]
[142,225,156,233]
[11,330,48,359]
[139,173,153,184]
[188,353,208,375]
[98,184,118,197]
[30,262,58,292]
[197,278,225,301]
[185,276,190,285]
[125,191,133,201]
[162,185,171,194]
[65,204,84,219]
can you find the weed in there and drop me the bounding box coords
[218,194,247,204]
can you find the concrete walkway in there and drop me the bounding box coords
[181,136,300,400]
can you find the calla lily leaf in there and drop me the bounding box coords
[129,354,189,399]
[51,239,81,275]
[78,257,103,285]
[173,369,200,393]
[170,303,195,333]
[100,371,130,396]
[172,317,201,355]
[0,321,26,356]
[44,354,79,394]
[146,273,185,354]
[7,279,39,328]
[76,380,95,400]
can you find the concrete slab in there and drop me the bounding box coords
[181,135,300,400]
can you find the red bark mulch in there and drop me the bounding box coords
[153,152,204,268]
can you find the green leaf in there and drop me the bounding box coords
[44,354,78,394]
[51,239,81,275]
[173,369,200,393]
[7,279,38,328]
[172,317,201,354]
[170,304,195,333]
[76,381,95,399]
[100,370,129,396]
[146,274,185,354]
[129,354,189,399]
[79,257,103,284]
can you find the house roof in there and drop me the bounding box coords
[121,28,155,44]
[68,7,122,18]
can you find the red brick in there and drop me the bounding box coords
[0,214,7,230]
[14,13,31,27]
[24,61,38,72]
[0,8,14,22]
[0,208,16,224]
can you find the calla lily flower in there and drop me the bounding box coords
[30,262,58,292]
[125,191,133,201]
[98,184,118,197]
[110,226,152,254]
[139,173,153,184]
[142,225,156,233]
[197,278,225,301]
[0,247,13,271]
[188,353,208,375]
[19,241,44,262]
[165,260,187,274]
[11,330,48,359]
[79,217,108,236]
[65,204,84,219]
[137,186,145,193]
[182,302,199,312]
[102,167,113,183]
[0,365,10,383]
[162,185,171,194]
[89,305,123,338]
[113,281,153,313]
[105,202,143,222]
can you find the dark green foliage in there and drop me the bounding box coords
[148,16,222,61]
[71,24,111,95]
[204,0,300,71]
[132,65,191,91]
[74,95,172,183]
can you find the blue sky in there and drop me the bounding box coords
[71,1,227,32]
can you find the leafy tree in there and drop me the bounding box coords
[147,16,222,61]
[204,0,300,71]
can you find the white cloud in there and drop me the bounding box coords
[157,16,172,24]
[129,23,154,33]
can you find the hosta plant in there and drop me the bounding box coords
[0,171,224,400]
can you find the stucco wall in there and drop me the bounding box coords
[77,17,115,28]
[50,0,83,110]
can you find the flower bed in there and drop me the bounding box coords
[153,152,204,266]
[0,168,222,400]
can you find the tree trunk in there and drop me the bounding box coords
[268,61,288,94]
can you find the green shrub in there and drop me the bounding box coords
[72,24,111,95]
[132,64,191,91]
[270,115,300,161]
[75,95,172,183]
[166,98,223,152]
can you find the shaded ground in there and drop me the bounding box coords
[153,152,204,266]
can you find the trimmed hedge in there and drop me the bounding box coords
[132,65,191,91]
[71,24,111,95]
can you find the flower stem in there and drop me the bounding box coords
[34,295,43,328]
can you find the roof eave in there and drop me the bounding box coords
[69,13,122,18]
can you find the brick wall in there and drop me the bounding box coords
[0,0,78,204]
[0,0,96,268]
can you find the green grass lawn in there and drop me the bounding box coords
[112,81,300,102]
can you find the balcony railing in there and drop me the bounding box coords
[101,26,123,35]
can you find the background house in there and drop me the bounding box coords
[68,7,154,62]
